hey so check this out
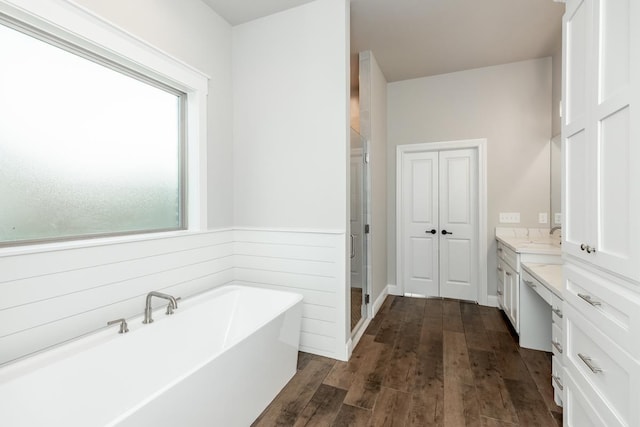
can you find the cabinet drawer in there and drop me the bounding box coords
[497,241,517,270]
[552,321,563,357]
[564,263,640,357]
[552,355,563,406]
[565,304,639,426]
[564,369,621,427]
[522,269,552,305]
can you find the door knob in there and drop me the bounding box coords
[426,229,436,234]
[441,230,452,235]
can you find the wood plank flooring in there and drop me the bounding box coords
[253,296,562,426]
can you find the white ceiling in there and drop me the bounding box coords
[202,0,565,82]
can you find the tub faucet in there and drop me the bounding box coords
[143,291,178,324]
[549,226,562,235]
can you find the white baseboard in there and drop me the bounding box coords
[387,283,402,296]
[372,285,390,316]
[485,295,499,308]
[347,316,371,359]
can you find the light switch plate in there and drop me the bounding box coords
[499,212,520,223]
[554,213,562,224]
[539,212,548,224]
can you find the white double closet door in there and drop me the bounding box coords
[401,148,478,301]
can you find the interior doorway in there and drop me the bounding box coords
[396,139,487,303]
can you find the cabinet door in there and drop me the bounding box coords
[563,0,596,261]
[497,260,505,309]
[591,0,640,281]
[563,0,640,281]
[503,262,518,332]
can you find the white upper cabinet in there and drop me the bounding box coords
[562,0,640,282]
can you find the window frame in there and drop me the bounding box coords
[0,0,209,252]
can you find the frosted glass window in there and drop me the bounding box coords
[0,20,185,245]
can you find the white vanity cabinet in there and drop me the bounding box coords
[496,237,561,335]
[562,0,640,425]
[497,241,519,332]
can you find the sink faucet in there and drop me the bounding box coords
[549,226,562,235]
[143,291,178,324]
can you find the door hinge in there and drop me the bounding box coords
[365,294,370,304]
[364,224,370,234]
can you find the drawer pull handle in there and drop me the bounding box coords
[552,375,564,390]
[497,266,503,272]
[552,307,563,318]
[505,271,512,277]
[578,293,602,307]
[580,243,597,254]
[552,340,563,354]
[524,279,536,289]
[578,353,603,374]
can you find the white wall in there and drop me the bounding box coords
[387,58,552,299]
[0,0,235,365]
[232,0,349,230]
[74,0,234,228]
[232,0,350,359]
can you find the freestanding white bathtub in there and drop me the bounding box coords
[0,285,303,426]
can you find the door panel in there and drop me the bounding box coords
[402,152,438,296]
[350,149,364,289]
[439,149,478,301]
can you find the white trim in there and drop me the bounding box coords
[387,283,403,296]
[0,229,232,258]
[347,316,371,359]
[486,295,500,308]
[372,284,390,314]
[0,0,210,233]
[232,226,345,235]
[396,139,489,305]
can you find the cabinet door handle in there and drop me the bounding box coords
[497,290,503,296]
[524,279,536,289]
[580,243,587,251]
[551,340,563,354]
[426,229,437,234]
[350,234,355,259]
[586,246,596,254]
[578,353,603,374]
[497,266,503,272]
[552,375,564,390]
[505,271,512,276]
[552,307,563,318]
[578,293,602,307]
[498,247,503,252]
[441,229,453,235]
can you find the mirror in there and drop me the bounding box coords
[550,134,561,227]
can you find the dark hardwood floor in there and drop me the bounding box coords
[253,296,563,426]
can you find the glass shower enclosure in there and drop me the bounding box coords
[349,128,369,334]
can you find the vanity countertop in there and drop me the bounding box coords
[496,235,562,256]
[521,263,563,298]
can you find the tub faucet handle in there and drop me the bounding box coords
[107,318,129,334]
[166,297,182,315]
